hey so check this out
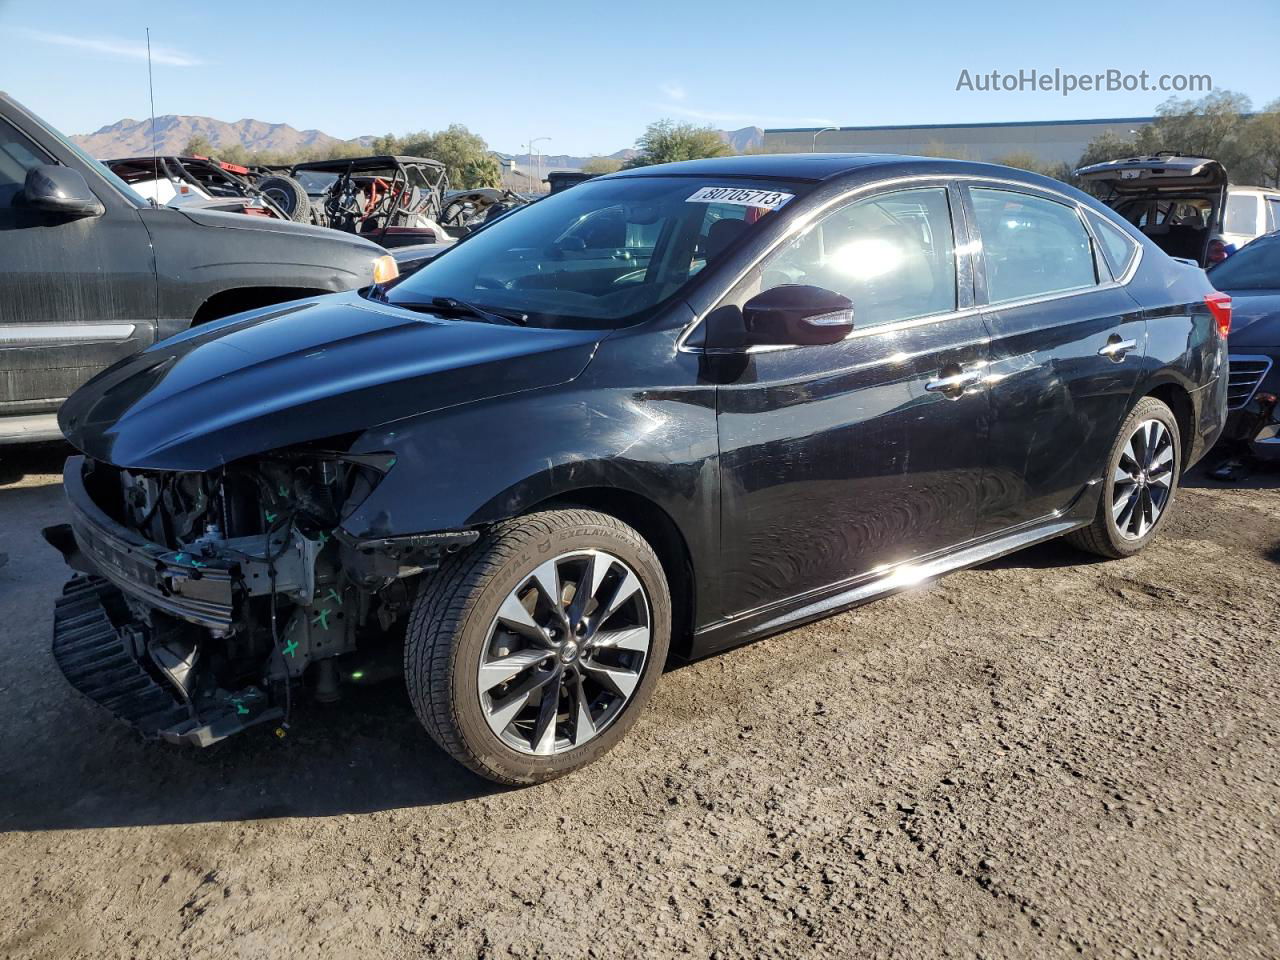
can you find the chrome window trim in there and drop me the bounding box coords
[677,173,1142,355]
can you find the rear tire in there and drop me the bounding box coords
[1066,396,1182,559]
[256,175,310,222]
[405,509,671,786]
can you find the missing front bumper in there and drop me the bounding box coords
[52,576,281,747]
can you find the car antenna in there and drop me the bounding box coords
[146,27,159,206]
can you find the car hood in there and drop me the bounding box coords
[59,292,603,471]
[1221,290,1280,348]
[179,207,382,248]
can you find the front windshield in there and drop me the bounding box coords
[295,170,338,195]
[1208,235,1280,290]
[387,175,809,329]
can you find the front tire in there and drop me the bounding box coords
[1066,396,1182,559]
[405,509,671,785]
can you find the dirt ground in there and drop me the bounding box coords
[1,444,1278,960]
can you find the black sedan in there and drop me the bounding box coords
[1208,232,1280,461]
[46,154,1228,784]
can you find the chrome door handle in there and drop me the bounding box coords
[1098,337,1138,360]
[925,370,983,394]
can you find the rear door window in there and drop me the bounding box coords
[970,188,1098,303]
[1225,194,1260,236]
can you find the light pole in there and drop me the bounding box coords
[811,127,838,152]
[528,136,551,192]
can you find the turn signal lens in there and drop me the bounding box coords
[1205,292,1232,338]
[372,254,400,285]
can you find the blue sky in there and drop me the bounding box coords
[2,0,1277,156]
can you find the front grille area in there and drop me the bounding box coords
[1227,355,1273,410]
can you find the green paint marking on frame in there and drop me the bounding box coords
[283,638,299,657]
[264,511,278,524]
[325,588,342,605]
[312,609,331,630]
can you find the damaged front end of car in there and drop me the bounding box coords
[44,448,475,746]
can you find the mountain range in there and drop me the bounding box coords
[71,115,375,158]
[71,115,765,167]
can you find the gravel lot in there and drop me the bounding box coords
[1,444,1278,959]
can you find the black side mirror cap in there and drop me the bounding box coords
[742,284,853,347]
[23,165,105,219]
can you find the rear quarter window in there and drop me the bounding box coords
[1087,211,1140,279]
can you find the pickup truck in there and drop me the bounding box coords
[0,92,396,443]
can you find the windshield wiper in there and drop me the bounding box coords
[394,295,527,326]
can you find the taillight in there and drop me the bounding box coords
[1205,293,1232,338]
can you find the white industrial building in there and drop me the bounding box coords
[763,117,1156,165]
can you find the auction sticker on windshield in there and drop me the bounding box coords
[686,186,794,209]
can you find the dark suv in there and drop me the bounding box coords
[46,154,1228,785]
[0,92,396,443]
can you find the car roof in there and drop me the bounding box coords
[290,155,446,173]
[606,152,1057,184]
[608,153,916,182]
[107,155,226,165]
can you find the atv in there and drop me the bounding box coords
[284,155,451,249]
[105,154,302,221]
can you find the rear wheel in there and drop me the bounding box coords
[405,509,671,785]
[1066,396,1181,558]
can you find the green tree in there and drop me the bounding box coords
[1148,90,1252,163]
[215,143,250,166]
[1075,130,1146,171]
[582,155,623,175]
[371,132,399,155]
[182,134,215,157]
[625,120,731,168]
[380,124,501,189]
[1075,91,1262,184]
[1242,101,1280,188]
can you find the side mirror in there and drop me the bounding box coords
[742,284,853,346]
[23,165,104,218]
